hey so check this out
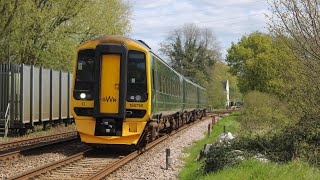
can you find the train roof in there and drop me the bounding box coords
[79,35,205,91]
[79,35,151,50]
[150,52,205,90]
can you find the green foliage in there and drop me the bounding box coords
[228,114,320,168]
[179,113,240,180]
[204,142,244,173]
[0,0,131,71]
[207,62,242,109]
[239,91,291,137]
[179,113,319,179]
[226,32,295,95]
[282,114,320,167]
[233,91,319,167]
[202,159,320,180]
[204,113,320,173]
[160,23,221,87]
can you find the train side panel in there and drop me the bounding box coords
[151,54,183,116]
[183,79,198,111]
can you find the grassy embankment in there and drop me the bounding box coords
[179,113,320,180]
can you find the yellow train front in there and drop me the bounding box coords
[71,36,207,148]
[71,36,152,147]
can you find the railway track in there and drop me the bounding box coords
[12,116,214,180]
[0,131,78,152]
[0,131,78,160]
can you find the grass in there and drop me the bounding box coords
[179,113,240,180]
[179,113,320,180]
[202,159,320,180]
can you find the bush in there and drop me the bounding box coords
[205,114,320,171]
[282,113,320,167]
[204,92,319,172]
[204,142,245,172]
[238,91,291,137]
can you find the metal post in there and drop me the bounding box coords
[20,64,24,124]
[30,65,34,126]
[10,63,14,127]
[166,148,171,170]
[5,65,9,119]
[39,66,42,123]
[66,72,70,127]
[49,68,53,127]
[59,70,62,125]
[208,124,211,137]
[224,125,226,134]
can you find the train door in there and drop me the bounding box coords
[100,54,120,114]
[93,44,128,136]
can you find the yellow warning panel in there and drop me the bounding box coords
[100,54,120,114]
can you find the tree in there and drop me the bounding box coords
[226,32,295,96]
[207,62,242,109]
[0,0,131,71]
[268,0,320,115]
[159,23,221,87]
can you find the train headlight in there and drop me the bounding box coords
[80,93,86,99]
[136,95,141,101]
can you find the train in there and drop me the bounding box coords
[0,63,72,137]
[71,36,207,148]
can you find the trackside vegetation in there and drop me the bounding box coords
[179,113,320,180]
[224,0,320,170]
[179,113,240,179]
[202,160,320,180]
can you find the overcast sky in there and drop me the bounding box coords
[130,0,271,59]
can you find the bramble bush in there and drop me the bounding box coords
[204,91,319,173]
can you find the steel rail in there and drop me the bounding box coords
[0,135,78,161]
[12,149,92,180]
[0,131,77,151]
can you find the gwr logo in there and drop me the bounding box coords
[102,96,117,103]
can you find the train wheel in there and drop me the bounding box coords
[151,126,159,141]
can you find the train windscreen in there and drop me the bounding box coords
[127,50,147,102]
[74,49,95,100]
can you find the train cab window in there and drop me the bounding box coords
[127,51,147,102]
[74,49,95,100]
